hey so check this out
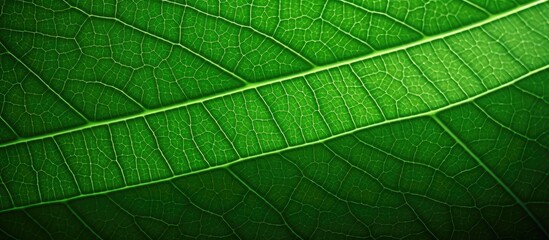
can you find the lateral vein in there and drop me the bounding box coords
[0,64,545,214]
[431,114,549,238]
[0,0,544,148]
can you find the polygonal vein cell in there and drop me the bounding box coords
[0,0,543,147]
[0,2,547,213]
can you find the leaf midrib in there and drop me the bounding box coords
[0,0,544,148]
[0,65,546,214]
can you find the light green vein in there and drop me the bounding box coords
[226,168,304,240]
[22,210,54,240]
[471,101,549,150]
[0,114,20,139]
[0,41,90,122]
[0,64,545,214]
[431,114,549,238]
[0,0,544,149]
[59,0,251,86]
[338,0,427,37]
[462,0,493,16]
[162,0,317,67]
[65,203,104,240]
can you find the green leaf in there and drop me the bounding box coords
[0,0,548,239]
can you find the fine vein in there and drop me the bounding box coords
[0,0,544,148]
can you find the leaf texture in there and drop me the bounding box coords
[0,0,548,239]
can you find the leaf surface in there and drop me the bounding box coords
[0,0,548,239]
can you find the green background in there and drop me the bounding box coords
[0,0,548,239]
